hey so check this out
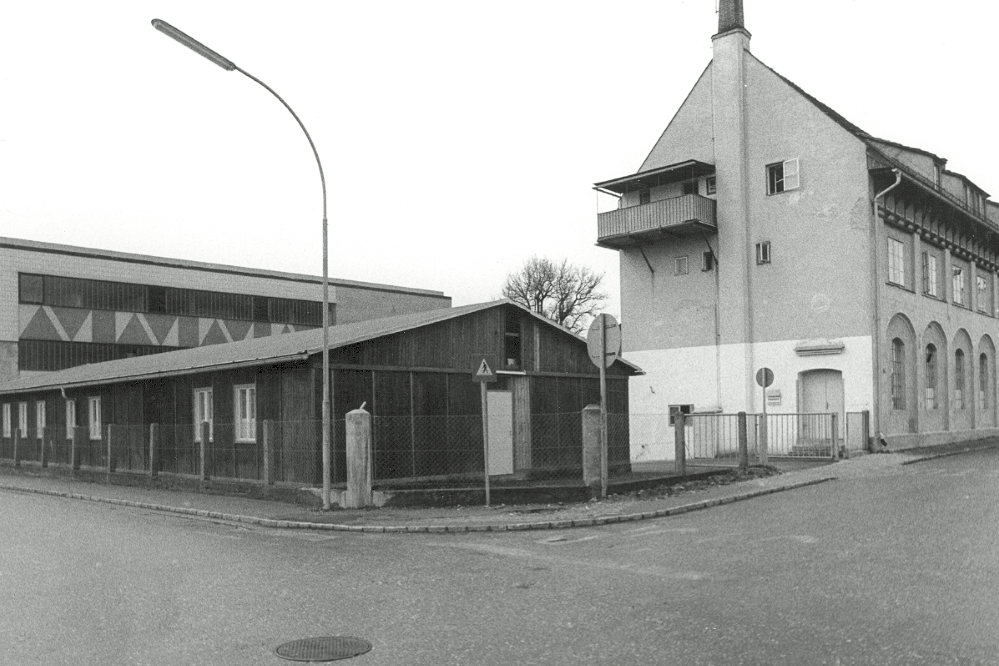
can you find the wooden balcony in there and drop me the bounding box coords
[597,194,717,249]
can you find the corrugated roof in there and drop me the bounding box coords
[0,300,641,394]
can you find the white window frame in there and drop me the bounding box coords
[35,400,46,440]
[756,241,771,265]
[2,404,10,438]
[766,158,799,195]
[234,384,257,443]
[18,402,28,438]
[674,256,689,276]
[88,397,101,441]
[977,274,991,314]
[705,176,716,195]
[193,387,214,443]
[887,238,905,287]
[953,266,966,306]
[923,252,939,297]
[65,399,76,440]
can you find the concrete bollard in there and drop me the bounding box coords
[582,404,602,495]
[674,411,687,476]
[345,408,373,509]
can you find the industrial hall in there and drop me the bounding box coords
[594,0,999,454]
[0,236,450,383]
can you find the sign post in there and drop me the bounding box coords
[587,314,621,498]
[755,367,774,465]
[473,355,498,506]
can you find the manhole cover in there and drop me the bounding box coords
[274,636,372,662]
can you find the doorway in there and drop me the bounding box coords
[799,369,844,445]
[486,390,514,475]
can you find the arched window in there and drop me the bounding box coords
[925,344,938,410]
[891,338,906,410]
[980,353,989,411]
[955,349,966,410]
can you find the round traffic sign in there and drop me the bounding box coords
[587,314,621,369]
[756,367,774,388]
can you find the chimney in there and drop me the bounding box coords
[715,0,750,41]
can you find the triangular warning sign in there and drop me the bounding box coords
[476,359,494,378]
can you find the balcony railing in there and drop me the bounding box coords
[597,194,717,248]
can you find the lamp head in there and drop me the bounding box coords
[152,19,236,71]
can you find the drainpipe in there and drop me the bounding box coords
[871,168,902,450]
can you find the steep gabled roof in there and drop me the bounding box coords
[0,300,641,394]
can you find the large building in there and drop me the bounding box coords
[1,237,450,382]
[595,0,999,452]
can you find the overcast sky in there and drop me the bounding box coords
[2,1,997,319]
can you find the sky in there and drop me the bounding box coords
[3,1,999,321]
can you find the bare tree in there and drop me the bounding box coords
[502,256,607,333]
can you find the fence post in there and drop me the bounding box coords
[40,427,48,468]
[582,404,602,497]
[13,429,21,468]
[106,424,116,477]
[345,408,373,509]
[830,413,839,461]
[149,423,159,478]
[758,414,768,465]
[262,420,275,486]
[199,422,210,481]
[674,411,686,476]
[71,426,82,471]
[737,412,749,470]
[862,410,871,453]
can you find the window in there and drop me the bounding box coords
[705,176,716,195]
[980,354,989,412]
[756,241,771,265]
[925,344,937,410]
[148,286,167,314]
[35,400,45,440]
[234,385,257,442]
[639,189,650,205]
[978,274,991,314]
[668,404,693,426]
[88,397,101,440]
[65,399,76,440]
[955,349,966,410]
[922,252,939,297]
[19,274,45,304]
[504,312,522,369]
[681,180,697,195]
[953,266,966,306]
[2,404,10,438]
[766,159,799,195]
[887,238,905,286]
[702,251,715,272]
[674,256,689,276]
[193,388,214,442]
[933,164,941,188]
[891,338,906,410]
[18,402,28,438]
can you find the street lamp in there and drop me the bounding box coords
[152,19,334,510]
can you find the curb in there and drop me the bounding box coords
[900,441,999,466]
[0,476,836,533]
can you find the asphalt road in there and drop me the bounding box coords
[2,450,998,666]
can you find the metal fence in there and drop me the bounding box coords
[628,411,871,468]
[0,410,610,490]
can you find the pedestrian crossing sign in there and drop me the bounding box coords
[472,355,498,382]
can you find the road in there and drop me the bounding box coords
[2,450,998,665]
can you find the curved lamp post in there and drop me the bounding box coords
[151,19,333,510]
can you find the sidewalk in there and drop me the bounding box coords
[2,440,996,533]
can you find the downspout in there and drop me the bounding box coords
[871,167,902,450]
